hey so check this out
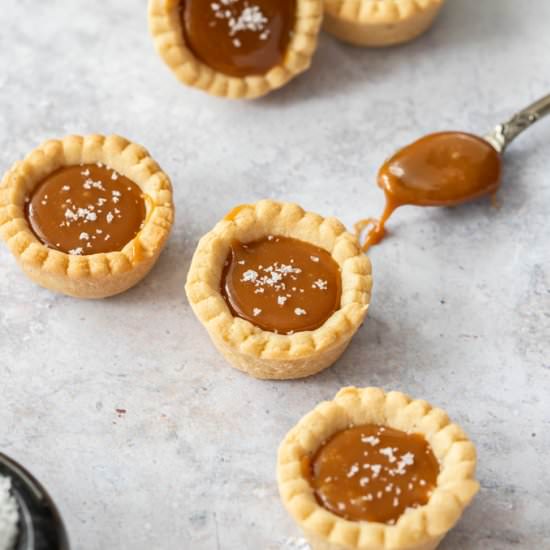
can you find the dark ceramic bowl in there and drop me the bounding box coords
[0,454,69,550]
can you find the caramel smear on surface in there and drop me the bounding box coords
[356,132,502,251]
[221,236,341,334]
[180,0,296,78]
[26,164,146,255]
[303,424,440,524]
[224,204,250,222]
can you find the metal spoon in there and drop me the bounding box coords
[485,93,550,153]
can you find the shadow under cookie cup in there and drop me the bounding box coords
[185,200,372,380]
[0,134,174,299]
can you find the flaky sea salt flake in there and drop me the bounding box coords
[242,269,258,282]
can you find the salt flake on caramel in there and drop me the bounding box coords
[180,0,296,78]
[26,164,146,256]
[304,424,440,524]
[221,236,341,334]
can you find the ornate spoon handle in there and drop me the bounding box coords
[484,93,550,153]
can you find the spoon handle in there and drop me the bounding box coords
[484,93,550,153]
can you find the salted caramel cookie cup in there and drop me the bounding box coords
[148,0,323,99]
[0,135,174,299]
[278,387,479,550]
[185,200,372,380]
[324,0,445,47]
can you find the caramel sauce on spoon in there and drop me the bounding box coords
[356,132,502,250]
[356,94,550,251]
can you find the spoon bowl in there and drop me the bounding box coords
[378,131,502,207]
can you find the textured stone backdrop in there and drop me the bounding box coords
[0,1,549,548]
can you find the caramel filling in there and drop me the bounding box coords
[304,424,440,524]
[180,0,296,78]
[357,132,502,250]
[221,236,341,334]
[25,164,146,255]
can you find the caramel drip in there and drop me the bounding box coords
[354,198,399,251]
[221,236,341,334]
[224,204,250,222]
[180,0,296,78]
[304,424,440,524]
[356,132,502,251]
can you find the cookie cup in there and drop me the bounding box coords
[185,200,372,380]
[148,0,323,99]
[0,135,174,299]
[324,0,444,47]
[277,386,479,550]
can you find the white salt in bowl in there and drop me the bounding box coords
[0,454,69,550]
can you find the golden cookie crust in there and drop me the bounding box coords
[324,0,445,47]
[278,387,479,550]
[148,0,323,99]
[185,200,372,380]
[0,135,174,299]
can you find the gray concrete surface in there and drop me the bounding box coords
[0,1,549,548]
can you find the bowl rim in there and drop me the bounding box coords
[0,452,70,550]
